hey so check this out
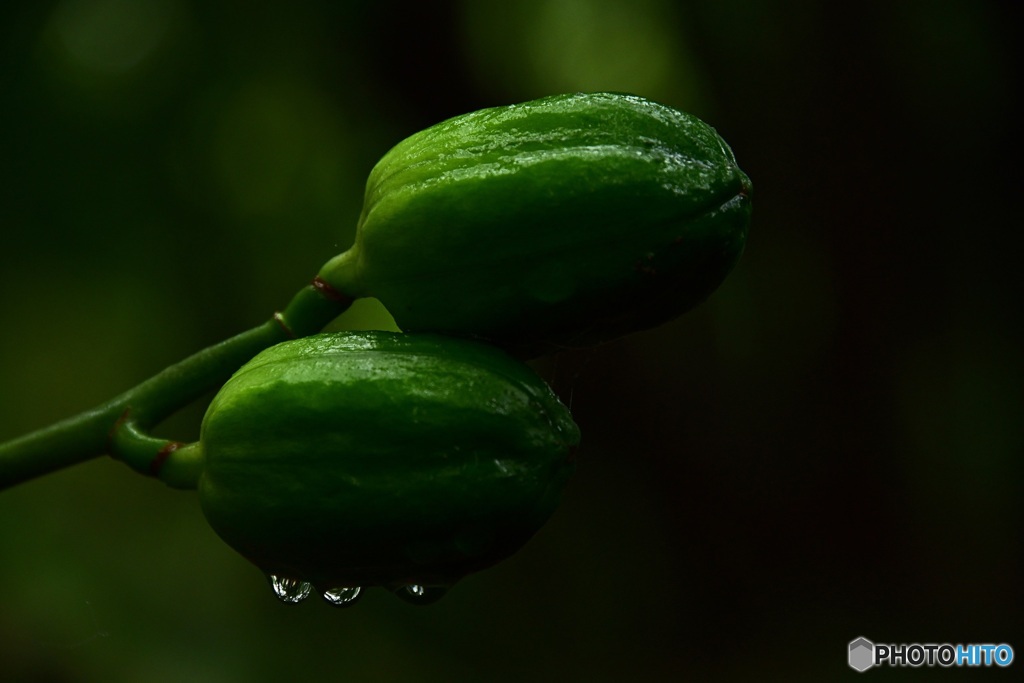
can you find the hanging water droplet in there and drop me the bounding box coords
[322,586,362,607]
[395,584,448,605]
[268,574,312,603]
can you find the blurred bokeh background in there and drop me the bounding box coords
[1,0,1019,680]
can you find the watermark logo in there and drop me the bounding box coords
[848,637,1014,671]
[849,637,874,672]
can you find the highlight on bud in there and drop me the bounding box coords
[320,92,751,355]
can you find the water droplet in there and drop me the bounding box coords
[322,586,362,607]
[395,584,448,605]
[269,574,312,603]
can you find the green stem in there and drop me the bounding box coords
[0,277,353,491]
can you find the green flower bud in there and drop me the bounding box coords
[320,92,751,355]
[195,331,578,603]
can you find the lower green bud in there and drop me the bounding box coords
[320,92,751,355]
[195,331,579,599]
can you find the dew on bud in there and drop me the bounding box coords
[268,574,313,603]
[322,586,362,607]
[395,584,448,605]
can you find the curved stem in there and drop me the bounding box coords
[0,277,353,491]
[109,415,203,490]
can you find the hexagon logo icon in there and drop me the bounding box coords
[849,637,875,672]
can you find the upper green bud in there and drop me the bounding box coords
[320,92,751,355]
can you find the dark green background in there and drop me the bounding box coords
[1,1,1019,680]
